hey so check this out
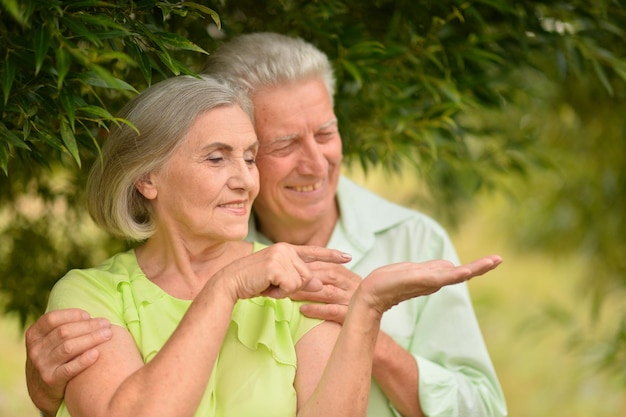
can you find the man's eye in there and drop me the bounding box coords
[269,141,295,154]
[316,131,336,142]
[274,142,292,150]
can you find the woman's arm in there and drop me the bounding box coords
[293,255,503,417]
[295,295,381,417]
[64,277,236,417]
[62,244,352,417]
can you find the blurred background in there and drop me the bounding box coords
[1,1,625,416]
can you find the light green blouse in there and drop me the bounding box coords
[46,243,322,417]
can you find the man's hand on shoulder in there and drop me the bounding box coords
[25,309,112,417]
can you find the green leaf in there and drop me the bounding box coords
[55,47,71,90]
[34,26,52,75]
[592,60,614,96]
[2,55,16,105]
[60,117,81,167]
[154,32,209,54]
[76,105,137,133]
[182,2,221,28]
[136,20,165,49]
[76,69,138,92]
[347,41,385,57]
[59,89,76,130]
[25,104,38,118]
[128,42,152,85]
[0,122,31,150]
[22,118,32,140]
[340,60,362,87]
[166,55,198,77]
[76,118,103,157]
[74,13,129,32]
[60,15,103,47]
[65,1,108,8]
[38,130,65,152]
[133,23,177,75]
[0,143,8,175]
[154,49,178,75]
[76,105,115,119]
[91,50,136,66]
[1,0,27,27]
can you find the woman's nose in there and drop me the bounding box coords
[229,158,257,190]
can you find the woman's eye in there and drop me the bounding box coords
[207,156,224,163]
[244,151,257,165]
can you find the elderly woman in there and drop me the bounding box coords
[46,74,502,417]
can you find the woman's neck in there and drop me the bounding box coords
[135,237,253,300]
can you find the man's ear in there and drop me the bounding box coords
[135,174,158,200]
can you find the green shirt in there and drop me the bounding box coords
[47,243,322,417]
[248,176,508,417]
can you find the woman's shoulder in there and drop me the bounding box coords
[54,250,138,287]
[46,250,141,321]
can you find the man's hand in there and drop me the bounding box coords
[25,309,112,417]
[291,262,362,323]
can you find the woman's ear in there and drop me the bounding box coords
[135,173,158,200]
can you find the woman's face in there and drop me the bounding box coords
[140,105,260,244]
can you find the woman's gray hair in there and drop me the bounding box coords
[203,32,336,104]
[86,74,253,241]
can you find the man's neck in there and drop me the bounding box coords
[256,209,339,247]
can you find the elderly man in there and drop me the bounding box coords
[26,32,506,417]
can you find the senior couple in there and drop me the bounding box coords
[25,32,507,417]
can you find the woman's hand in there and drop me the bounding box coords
[357,255,502,314]
[216,243,353,301]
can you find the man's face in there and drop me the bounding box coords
[251,77,343,232]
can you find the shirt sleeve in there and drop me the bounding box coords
[411,283,507,417]
[46,268,126,326]
[377,218,507,417]
[411,227,507,417]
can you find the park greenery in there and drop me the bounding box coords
[1,0,624,382]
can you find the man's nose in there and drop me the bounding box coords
[298,137,327,174]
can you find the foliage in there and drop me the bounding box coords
[0,0,218,173]
[0,0,219,323]
[498,61,626,381]
[0,0,625,377]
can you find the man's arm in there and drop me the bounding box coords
[25,309,112,417]
[371,332,423,417]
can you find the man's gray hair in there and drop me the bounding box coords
[203,32,335,104]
